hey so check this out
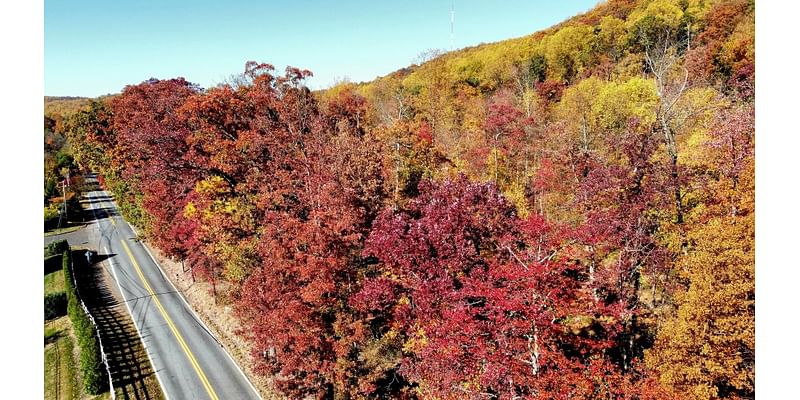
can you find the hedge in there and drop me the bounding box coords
[44,292,67,320]
[63,251,107,394]
[45,240,69,258]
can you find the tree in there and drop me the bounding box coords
[647,203,754,399]
[557,77,604,155]
[215,62,390,399]
[109,77,200,255]
[647,105,754,399]
[542,25,593,84]
[358,176,670,399]
[64,100,115,173]
[629,0,696,223]
[484,90,524,184]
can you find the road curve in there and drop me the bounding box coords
[84,174,261,400]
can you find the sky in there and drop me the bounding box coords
[45,0,599,97]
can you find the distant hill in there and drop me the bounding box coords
[353,0,753,111]
[44,96,89,102]
[44,96,91,120]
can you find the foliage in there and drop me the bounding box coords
[44,204,61,229]
[45,239,69,258]
[646,104,754,399]
[359,176,669,399]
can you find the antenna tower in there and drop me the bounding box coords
[450,1,455,51]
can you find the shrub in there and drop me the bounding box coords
[65,195,83,222]
[44,204,61,230]
[44,292,67,320]
[45,240,69,258]
[62,251,107,394]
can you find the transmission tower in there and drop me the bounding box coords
[450,0,455,51]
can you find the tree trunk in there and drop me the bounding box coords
[671,152,683,224]
[211,274,218,305]
[493,134,500,183]
[662,118,683,224]
[394,141,401,201]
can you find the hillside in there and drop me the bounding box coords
[61,0,755,398]
[44,96,90,119]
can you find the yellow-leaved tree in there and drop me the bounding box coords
[647,152,754,399]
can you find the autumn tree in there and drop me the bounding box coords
[60,1,757,397]
[109,78,201,255]
[484,90,525,184]
[200,62,391,399]
[629,0,699,223]
[358,176,672,399]
[647,104,754,399]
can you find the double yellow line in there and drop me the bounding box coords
[120,240,219,400]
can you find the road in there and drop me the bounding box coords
[83,174,261,400]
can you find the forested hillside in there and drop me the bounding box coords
[58,0,755,398]
[44,97,87,218]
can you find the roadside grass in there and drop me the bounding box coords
[44,317,79,400]
[45,269,65,296]
[45,223,84,237]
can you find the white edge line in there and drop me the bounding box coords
[89,189,170,400]
[137,230,264,400]
[100,187,263,400]
[106,246,171,400]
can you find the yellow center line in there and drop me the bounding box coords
[120,240,219,400]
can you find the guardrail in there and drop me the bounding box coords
[68,253,116,399]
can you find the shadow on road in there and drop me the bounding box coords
[81,206,120,224]
[74,251,161,400]
[84,195,115,204]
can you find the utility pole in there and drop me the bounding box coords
[57,178,67,229]
[63,180,67,218]
[65,170,70,224]
[56,170,71,229]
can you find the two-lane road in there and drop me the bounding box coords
[84,175,261,400]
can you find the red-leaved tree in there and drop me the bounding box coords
[356,176,672,399]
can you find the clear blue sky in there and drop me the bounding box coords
[45,0,598,97]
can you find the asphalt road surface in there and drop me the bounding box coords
[83,174,261,400]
